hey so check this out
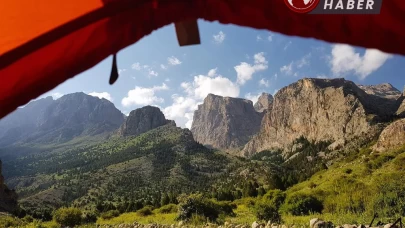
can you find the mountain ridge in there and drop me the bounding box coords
[0,93,125,147]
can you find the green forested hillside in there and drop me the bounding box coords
[2,124,280,220]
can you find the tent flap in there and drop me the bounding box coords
[1,0,404,118]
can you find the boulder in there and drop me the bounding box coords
[252,221,260,228]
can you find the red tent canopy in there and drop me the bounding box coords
[1,0,404,118]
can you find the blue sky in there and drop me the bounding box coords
[40,20,405,128]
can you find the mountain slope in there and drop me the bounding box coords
[0,93,125,146]
[242,78,398,157]
[4,124,234,213]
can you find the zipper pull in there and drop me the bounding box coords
[109,53,119,85]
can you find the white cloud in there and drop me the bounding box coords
[259,78,270,87]
[268,34,273,42]
[163,95,200,129]
[280,62,293,75]
[52,92,64,100]
[88,92,113,102]
[193,75,240,99]
[235,52,268,85]
[118,69,127,75]
[131,62,141,70]
[143,65,149,69]
[165,78,170,82]
[208,68,218,77]
[148,69,158,77]
[256,35,262,41]
[245,93,261,104]
[330,44,392,80]
[160,64,167,70]
[317,74,329,79]
[164,69,239,128]
[168,56,182,66]
[274,73,278,80]
[121,83,168,107]
[296,53,311,68]
[213,31,226,44]
[284,41,292,50]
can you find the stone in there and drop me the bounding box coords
[242,78,397,157]
[310,218,321,228]
[252,221,260,228]
[191,94,264,152]
[343,225,357,228]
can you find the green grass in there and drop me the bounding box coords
[96,210,177,225]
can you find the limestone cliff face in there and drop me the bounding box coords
[119,106,173,137]
[254,93,274,112]
[373,119,405,152]
[395,87,405,118]
[191,94,264,151]
[242,78,398,157]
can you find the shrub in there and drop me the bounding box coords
[177,193,235,222]
[100,210,120,220]
[263,189,286,209]
[22,215,34,223]
[281,193,323,216]
[158,204,178,214]
[137,206,154,216]
[0,216,23,227]
[83,211,98,223]
[254,202,281,223]
[53,207,82,227]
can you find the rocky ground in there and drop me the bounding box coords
[96,219,401,228]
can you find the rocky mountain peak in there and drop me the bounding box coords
[0,93,125,146]
[358,83,401,100]
[242,78,398,157]
[119,106,173,137]
[254,93,273,112]
[191,94,264,152]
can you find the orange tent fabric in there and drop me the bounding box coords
[1,0,405,118]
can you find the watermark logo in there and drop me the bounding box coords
[284,0,321,13]
[285,0,383,14]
